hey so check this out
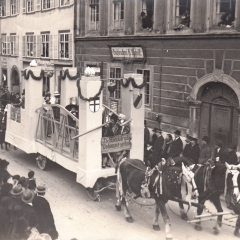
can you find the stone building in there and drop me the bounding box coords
[0,0,74,97]
[75,0,240,151]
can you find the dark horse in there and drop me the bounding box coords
[178,161,240,236]
[115,158,190,240]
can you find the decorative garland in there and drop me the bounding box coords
[22,69,45,81]
[120,77,147,89]
[60,68,81,81]
[77,79,104,102]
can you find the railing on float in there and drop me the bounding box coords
[35,104,79,161]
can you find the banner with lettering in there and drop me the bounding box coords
[101,133,132,153]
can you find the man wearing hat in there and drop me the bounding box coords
[212,139,225,163]
[188,136,200,164]
[0,159,11,183]
[168,130,183,159]
[151,128,164,168]
[32,185,58,240]
[198,136,212,164]
[151,128,158,147]
[222,143,238,165]
[182,134,192,159]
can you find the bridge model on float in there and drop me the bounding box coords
[5,66,145,200]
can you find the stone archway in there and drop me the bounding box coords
[10,65,20,93]
[188,71,240,151]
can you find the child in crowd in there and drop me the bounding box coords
[28,170,36,190]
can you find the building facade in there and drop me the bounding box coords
[75,0,240,152]
[0,0,74,97]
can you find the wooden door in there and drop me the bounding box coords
[210,104,232,148]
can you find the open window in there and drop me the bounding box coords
[137,69,150,105]
[215,0,235,28]
[140,0,154,31]
[113,0,124,30]
[174,0,191,30]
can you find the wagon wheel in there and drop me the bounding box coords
[36,154,48,170]
[86,180,101,201]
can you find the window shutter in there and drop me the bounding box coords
[15,36,19,56]
[53,35,58,59]
[6,36,10,55]
[33,35,37,57]
[37,35,41,58]
[22,36,25,56]
[16,0,19,14]
[50,0,54,8]
[68,34,72,60]
[6,1,10,16]
[22,0,26,13]
[36,0,41,11]
[49,35,53,58]
[55,0,59,7]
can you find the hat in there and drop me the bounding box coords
[54,91,60,96]
[21,189,35,204]
[228,143,236,149]
[11,184,24,196]
[0,159,9,169]
[186,134,192,141]
[1,183,13,195]
[36,185,46,194]
[214,139,223,147]
[174,130,181,136]
[18,177,29,189]
[201,136,210,143]
[155,128,162,133]
[152,128,157,133]
[110,113,118,122]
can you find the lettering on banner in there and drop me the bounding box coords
[101,133,132,153]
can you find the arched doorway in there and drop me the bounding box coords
[198,82,238,148]
[11,66,20,94]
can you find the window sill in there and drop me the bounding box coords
[208,25,237,33]
[41,7,55,13]
[26,11,36,15]
[59,3,74,9]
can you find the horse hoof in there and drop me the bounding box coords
[234,230,240,237]
[181,214,189,221]
[195,225,202,231]
[126,217,133,223]
[153,225,160,231]
[115,205,121,211]
[213,227,220,235]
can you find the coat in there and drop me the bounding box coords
[22,203,39,228]
[144,126,150,146]
[168,137,183,158]
[162,140,173,159]
[188,143,200,164]
[213,147,225,163]
[182,143,192,158]
[32,196,58,238]
[151,135,164,167]
[221,150,238,165]
[198,144,212,164]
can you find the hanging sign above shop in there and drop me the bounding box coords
[108,43,146,63]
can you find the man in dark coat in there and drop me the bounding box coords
[198,136,212,164]
[151,128,164,168]
[32,185,58,240]
[189,136,200,164]
[212,140,225,163]
[221,143,238,165]
[168,130,183,159]
[144,120,150,160]
[182,134,192,158]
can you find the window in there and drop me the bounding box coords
[2,35,6,55]
[0,1,6,17]
[42,76,50,96]
[113,0,124,30]
[59,33,69,59]
[41,34,49,57]
[26,35,34,56]
[137,69,150,105]
[109,67,121,99]
[11,0,18,15]
[141,0,154,30]
[174,0,191,29]
[89,0,99,30]
[10,35,18,55]
[219,0,235,13]
[42,0,54,9]
[26,0,34,13]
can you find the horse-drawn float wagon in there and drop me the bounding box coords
[4,64,146,201]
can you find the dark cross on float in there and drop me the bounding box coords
[89,98,100,112]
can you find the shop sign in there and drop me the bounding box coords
[2,57,7,67]
[37,61,54,70]
[109,44,145,63]
[101,133,132,153]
